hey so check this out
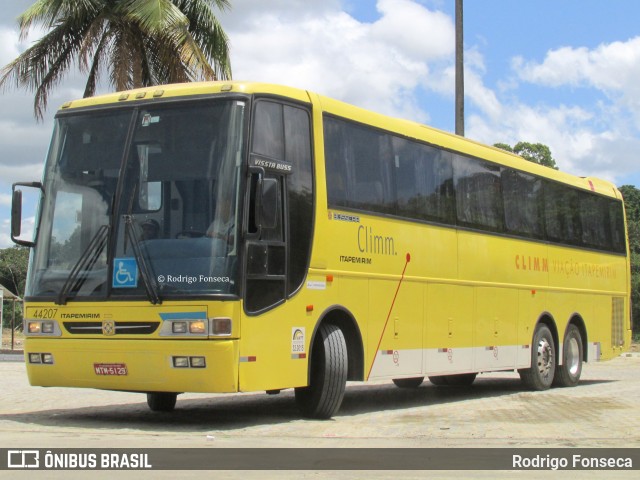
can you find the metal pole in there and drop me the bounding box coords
[11,300,15,351]
[455,0,465,136]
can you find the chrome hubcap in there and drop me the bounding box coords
[566,337,580,376]
[536,338,554,377]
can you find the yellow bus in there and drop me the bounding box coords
[12,82,631,419]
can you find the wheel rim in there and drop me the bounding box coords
[536,337,554,377]
[566,336,580,376]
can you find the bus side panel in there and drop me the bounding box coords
[517,289,548,368]
[424,284,473,375]
[367,280,423,379]
[585,293,618,361]
[474,287,519,371]
[238,300,310,392]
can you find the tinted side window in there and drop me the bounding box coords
[609,200,627,253]
[324,117,350,207]
[544,181,582,245]
[325,115,455,222]
[284,105,313,295]
[348,123,395,213]
[252,101,284,159]
[454,155,504,232]
[502,169,543,238]
[392,137,454,224]
[580,192,611,250]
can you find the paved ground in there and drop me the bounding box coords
[0,352,638,479]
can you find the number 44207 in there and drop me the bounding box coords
[31,308,58,319]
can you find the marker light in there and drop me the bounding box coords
[210,317,232,336]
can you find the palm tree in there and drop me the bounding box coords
[0,0,232,119]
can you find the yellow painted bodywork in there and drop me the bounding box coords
[26,82,631,396]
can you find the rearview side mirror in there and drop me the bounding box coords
[11,181,43,247]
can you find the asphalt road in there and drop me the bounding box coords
[0,352,638,479]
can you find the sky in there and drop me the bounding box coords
[1,0,640,248]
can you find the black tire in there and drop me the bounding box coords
[147,392,177,412]
[392,377,424,388]
[295,323,348,419]
[519,324,556,390]
[553,324,583,387]
[428,373,477,386]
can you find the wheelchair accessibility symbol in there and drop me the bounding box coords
[112,258,138,288]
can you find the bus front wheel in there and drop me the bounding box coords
[295,323,347,419]
[519,324,556,390]
[553,324,583,387]
[147,392,177,412]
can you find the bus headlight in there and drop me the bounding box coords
[42,353,55,364]
[189,356,206,368]
[172,356,189,368]
[172,322,188,334]
[162,319,209,336]
[171,356,206,368]
[42,322,55,334]
[26,320,61,336]
[28,322,41,334]
[28,353,54,364]
[28,353,42,363]
[189,321,206,334]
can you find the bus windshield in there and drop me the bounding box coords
[28,99,246,301]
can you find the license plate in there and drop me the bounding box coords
[93,363,128,376]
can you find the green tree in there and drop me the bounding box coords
[0,0,232,119]
[0,247,29,297]
[0,246,29,329]
[619,185,640,334]
[494,141,559,170]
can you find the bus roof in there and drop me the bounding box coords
[58,81,621,200]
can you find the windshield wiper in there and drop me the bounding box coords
[56,225,109,305]
[123,214,161,305]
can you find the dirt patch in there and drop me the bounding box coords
[1,327,23,351]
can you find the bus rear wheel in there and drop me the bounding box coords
[553,324,583,387]
[147,392,177,412]
[295,323,347,419]
[519,324,555,390]
[428,373,477,386]
[392,377,424,388]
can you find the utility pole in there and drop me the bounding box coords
[455,0,464,136]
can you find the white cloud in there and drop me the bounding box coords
[0,28,21,67]
[223,0,453,121]
[514,36,640,129]
[0,216,34,249]
[467,98,640,183]
[461,35,640,185]
[371,0,453,60]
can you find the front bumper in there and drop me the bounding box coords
[24,338,239,393]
